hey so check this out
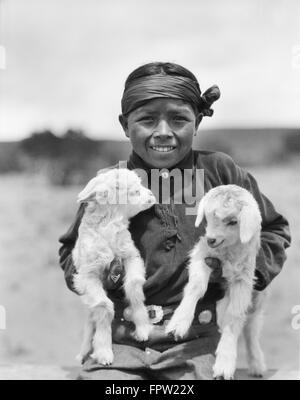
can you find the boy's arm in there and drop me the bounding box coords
[58,203,86,294]
[218,154,291,290]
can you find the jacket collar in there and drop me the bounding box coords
[127,149,195,174]
[127,149,197,203]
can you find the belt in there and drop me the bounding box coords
[114,298,215,327]
[120,304,214,326]
[112,303,217,350]
[120,305,174,325]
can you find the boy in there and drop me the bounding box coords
[59,62,291,380]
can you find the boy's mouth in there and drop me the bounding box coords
[150,145,176,153]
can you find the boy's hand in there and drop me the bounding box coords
[103,257,124,291]
[205,257,227,289]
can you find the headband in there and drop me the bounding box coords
[121,74,220,118]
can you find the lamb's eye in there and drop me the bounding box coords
[227,220,238,226]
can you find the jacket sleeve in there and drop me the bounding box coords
[58,203,86,294]
[218,153,291,290]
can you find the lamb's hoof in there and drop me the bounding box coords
[165,330,182,342]
[76,351,92,365]
[213,375,234,380]
[213,354,236,380]
[133,324,152,342]
[250,373,263,378]
[248,362,266,378]
[75,354,83,364]
[91,348,114,366]
[213,366,235,380]
[165,317,190,340]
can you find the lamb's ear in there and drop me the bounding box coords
[195,196,206,227]
[239,203,262,243]
[77,176,100,203]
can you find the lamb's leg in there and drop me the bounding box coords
[76,274,115,365]
[165,257,212,340]
[243,290,267,377]
[213,280,253,380]
[123,254,152,342]
[76,310,95,364]
[90,297,114,365]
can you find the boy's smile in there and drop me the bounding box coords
[120,98,201,169]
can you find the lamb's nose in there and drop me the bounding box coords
[207,237,216,246]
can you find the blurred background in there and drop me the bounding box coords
[0,0,299,371]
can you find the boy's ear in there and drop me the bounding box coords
[119,114,129,137]
[195,113,203,130]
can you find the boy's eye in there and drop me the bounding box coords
[227,220,238,226]
[138,116,154,123]
[173,115,188,122]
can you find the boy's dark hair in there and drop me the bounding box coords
[122,62,220,117]
[124,62,201,92]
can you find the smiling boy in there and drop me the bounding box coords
[119,98,199,169]
[59,62,291,380]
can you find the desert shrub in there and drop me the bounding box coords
[19,129,107,185]
[20,130,62,159]
[284,131,300,153]
[46,157,109,186]
[0,142,24,173]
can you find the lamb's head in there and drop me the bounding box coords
[77,168,156,218]
[195,185,262,248]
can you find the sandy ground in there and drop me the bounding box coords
[0,160,299,369]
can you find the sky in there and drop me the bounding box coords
[0,0,300,141]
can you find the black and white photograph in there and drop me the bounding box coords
[0,0,299,382]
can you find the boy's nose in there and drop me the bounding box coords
[153,120,173,138]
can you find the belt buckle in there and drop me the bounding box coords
[147,305,163,324]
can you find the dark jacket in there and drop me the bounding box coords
[58,149,291,349]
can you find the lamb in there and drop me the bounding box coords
[166,184,267,380]
[72,168,156,366]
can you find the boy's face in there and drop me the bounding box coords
[119,98,201,169]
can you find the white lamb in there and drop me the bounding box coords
[72,168,156,366]
[166,184,267,380]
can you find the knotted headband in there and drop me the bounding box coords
[121,74,221,118]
